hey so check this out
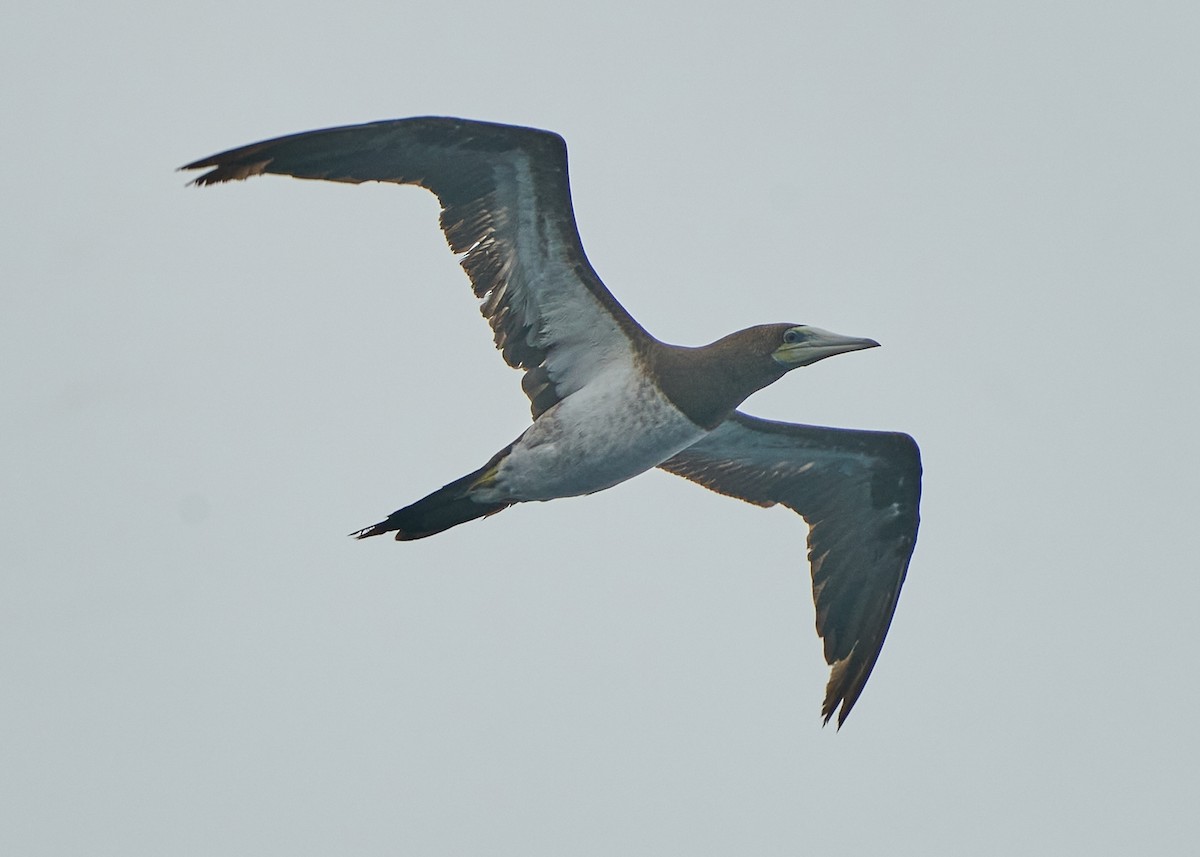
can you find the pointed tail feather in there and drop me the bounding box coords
[351,451,512,541]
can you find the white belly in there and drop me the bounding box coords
[477,363,707,502]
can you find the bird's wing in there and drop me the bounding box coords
[658,411,921,727]
[182,118,647,418]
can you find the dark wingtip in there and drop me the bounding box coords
[178,155,275,187]
[820,661,863,729]
[178,166,228,187]
[820,703,846,730]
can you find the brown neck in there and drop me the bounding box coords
[641,330,790,429]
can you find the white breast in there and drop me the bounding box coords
[478,359,708,503]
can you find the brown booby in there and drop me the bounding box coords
[183,117,921,727]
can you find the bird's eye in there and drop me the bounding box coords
[783,329,804,344]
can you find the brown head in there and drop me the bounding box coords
[647,323,880,429]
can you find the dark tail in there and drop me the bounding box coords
[350,452,512,541]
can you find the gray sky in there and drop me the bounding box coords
[4,2,1199,854]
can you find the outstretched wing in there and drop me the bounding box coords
[182,117,648,418]
[659,411,921,727]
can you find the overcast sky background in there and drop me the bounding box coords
[4,2,1199,855]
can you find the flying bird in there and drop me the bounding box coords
[182,118,921,726]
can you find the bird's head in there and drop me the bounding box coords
[769,324,880,369]
[648,323,882,430]
[685,323,881,397]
